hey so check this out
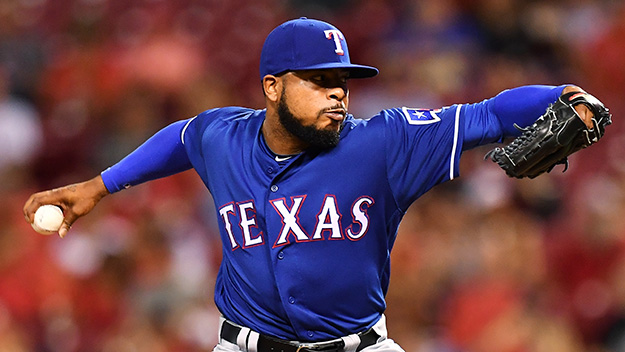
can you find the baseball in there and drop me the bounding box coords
[32,205,64,235]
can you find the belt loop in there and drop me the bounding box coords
[237,327,251,351]
[341,334,360,352]
[218,316,227,343]
[371,315,387,341]
[247,330,260,352]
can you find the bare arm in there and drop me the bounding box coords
[23,175,110,238]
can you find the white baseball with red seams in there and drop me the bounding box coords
[32,205,64,235]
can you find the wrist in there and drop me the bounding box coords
[87,175,110,200]
[562,85,585,95]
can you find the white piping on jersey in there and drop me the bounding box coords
[180,116,197,145]
[449,104,461,180]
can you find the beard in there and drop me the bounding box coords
[277,89,343,150]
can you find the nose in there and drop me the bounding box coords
[328,86,347,102]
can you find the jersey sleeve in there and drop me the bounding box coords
[461,85,566,149]
[179,108,222,180]
[383,85,567,209]
[100,119,193,193]
[382,105,464,210]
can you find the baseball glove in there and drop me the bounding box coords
[485,91,612,179]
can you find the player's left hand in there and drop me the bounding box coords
[485,86,612,179]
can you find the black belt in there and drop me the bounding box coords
[220,319,380,352]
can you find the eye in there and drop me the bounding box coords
[311,75,326,83]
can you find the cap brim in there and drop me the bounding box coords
[290,62,379,79]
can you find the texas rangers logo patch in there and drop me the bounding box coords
[402,107,441,125]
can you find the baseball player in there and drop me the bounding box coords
[24,18,606,352]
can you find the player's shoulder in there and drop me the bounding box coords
[183,106,264,145]
[191,106,264,130]
[347,105,461,129]
[196,106,262,122]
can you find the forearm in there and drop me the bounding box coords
[101,120,193,193]
[462,85,567,150]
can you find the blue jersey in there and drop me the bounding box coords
[101,84,565,342]
[181,105,463,341]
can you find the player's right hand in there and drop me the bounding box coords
[23,175,110,238]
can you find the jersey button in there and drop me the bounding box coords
[288,296,295,304]
[267,167,274,174]
[307,331,314,338]
[277,251,285,260]
[270,185,279,192]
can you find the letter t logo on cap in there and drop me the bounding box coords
[324,29,345,56]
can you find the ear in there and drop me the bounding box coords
[262,75,281,102]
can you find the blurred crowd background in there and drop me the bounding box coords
[2,0,625,351]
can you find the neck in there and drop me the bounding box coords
[262,109,307,155]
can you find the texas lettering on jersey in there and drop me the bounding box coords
[218,194,375,250]
[177,105,466,340]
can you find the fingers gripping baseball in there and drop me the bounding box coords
[23,176,110,238]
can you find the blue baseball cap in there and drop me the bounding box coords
[260,17,379,79]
